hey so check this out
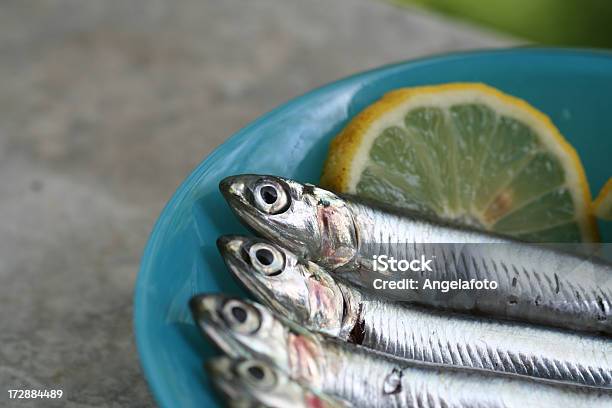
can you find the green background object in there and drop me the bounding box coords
[397,0,612,48]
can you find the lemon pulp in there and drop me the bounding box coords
[321,83,597,242]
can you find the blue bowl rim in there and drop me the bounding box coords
[133,47,612,408]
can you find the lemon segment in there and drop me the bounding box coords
[321,83,598,242]
[593,178,612,220]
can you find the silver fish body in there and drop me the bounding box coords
[343,286,612,388]
[319,338,611,408]
[219,175,612,334]
[190,294,612,408]
[341,200,612,335]
[218,235,612,388]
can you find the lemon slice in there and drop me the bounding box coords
[594,178,612,220]
[321,83,598,242]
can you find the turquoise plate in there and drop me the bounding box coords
[134,48,612,408]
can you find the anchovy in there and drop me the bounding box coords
[219,174,612,334]
[217,235,612,388]
[191,294,612,408]
[206,355,349,408]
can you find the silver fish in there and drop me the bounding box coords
[206,355,349,408]
[219,174,612,334]
[191,294,612,408]
[217,234,612,389]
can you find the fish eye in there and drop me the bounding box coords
[260,185,278,204]
[236,360,276,389]
[248,243,284,276]
[253,180,290,214]
[221,300,261,334]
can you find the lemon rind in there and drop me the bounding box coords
[593,178,612,220]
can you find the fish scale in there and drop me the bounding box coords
[339,199,612,334]
[342,284,612,388]
[319,338,611,408]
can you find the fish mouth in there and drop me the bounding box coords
[206,357,247,402]
[219,174,259,216]
[216,235,281,311]
[204,356,251,407]
[205,356,234,383]
[189,294,249,359]
[216,234,248,259]
[219,175,273,238]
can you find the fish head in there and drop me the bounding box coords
[191,294,324,385]
[206,356,249,404]
[190,294,289,367]
[219,174,357,268]
[206,356,286,407]
[217,235,345,335]
[207,356,337,408]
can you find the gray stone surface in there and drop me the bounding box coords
[0,0,514,406]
